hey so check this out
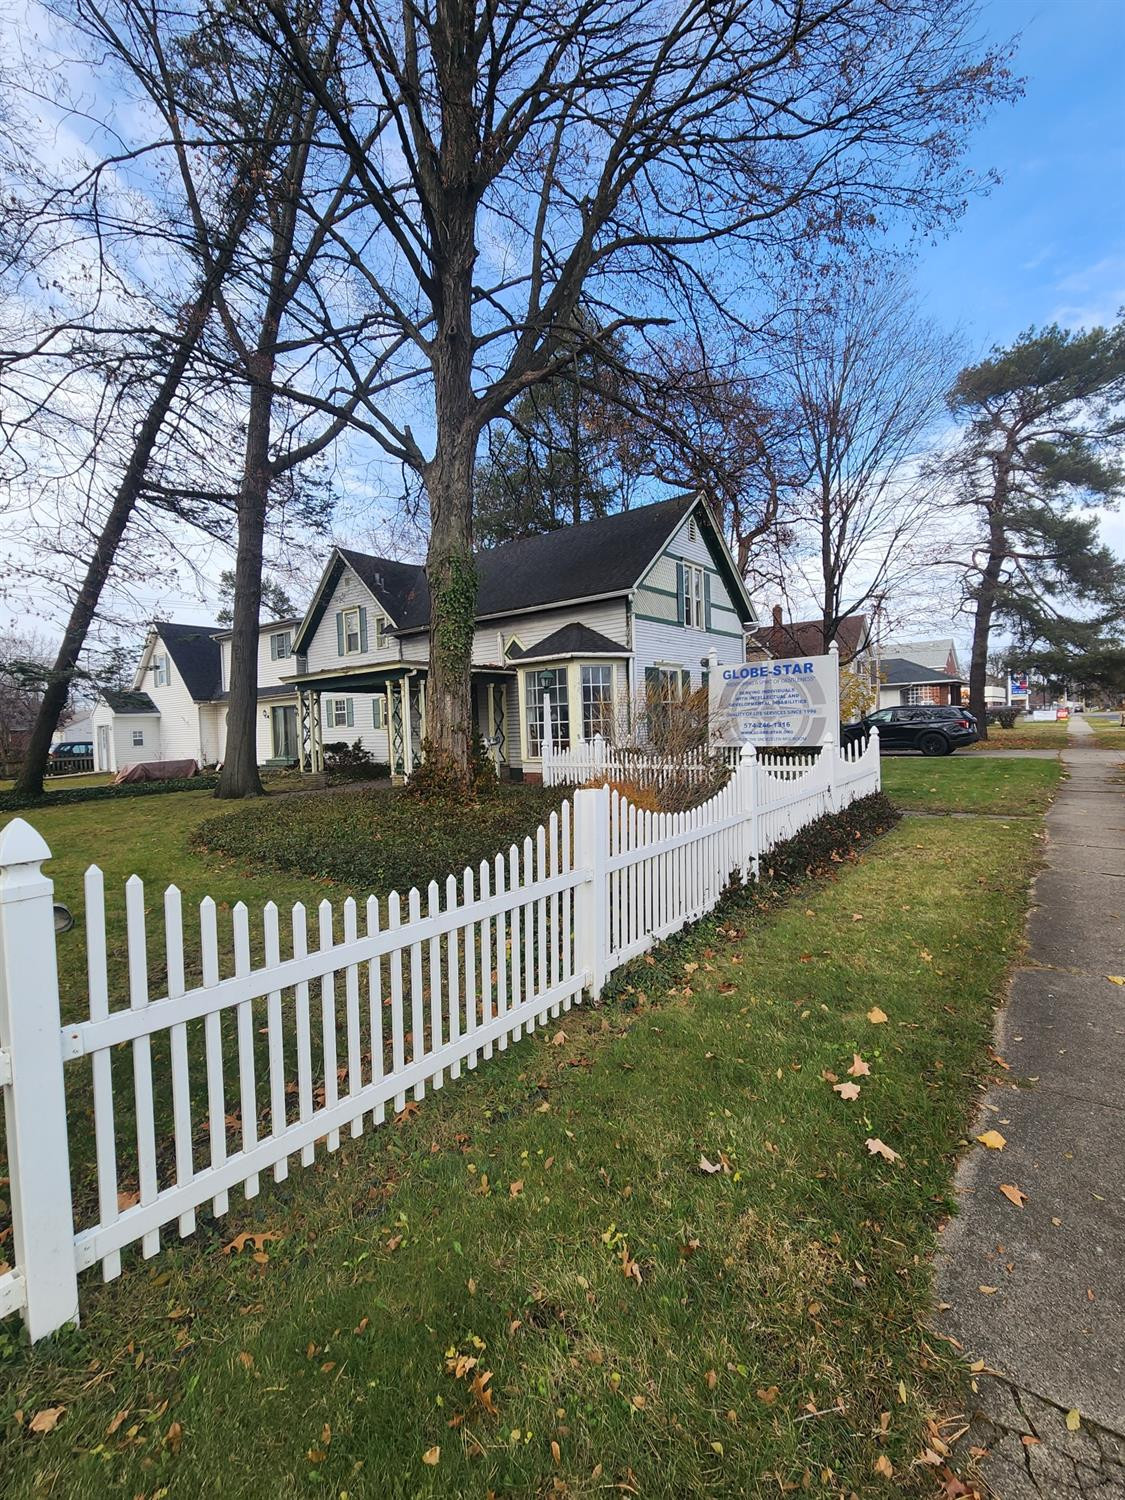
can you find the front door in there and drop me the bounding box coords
[96,723,112,771]
[271,705,298,760]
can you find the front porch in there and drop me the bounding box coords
[287,664,516,781]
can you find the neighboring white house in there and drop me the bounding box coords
[92,617,305,773]
[289,492,757,779]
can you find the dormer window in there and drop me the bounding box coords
[151,653,170,687]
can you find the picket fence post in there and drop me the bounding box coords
[0,819,79,1341]
[572,784,610,997]
[737,743,759,881]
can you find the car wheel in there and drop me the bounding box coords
[920,732,949,757]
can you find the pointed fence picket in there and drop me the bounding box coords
[0,732,879,1341]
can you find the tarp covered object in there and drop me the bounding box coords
[114,759,200,784]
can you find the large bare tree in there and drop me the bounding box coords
[763,262,963,647]
[254,0,1017,795]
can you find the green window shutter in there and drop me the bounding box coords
[373,698,383,729]
[644,667,660,694]
[675,561,685,625]
[680,669,691,697]
[324,698,333,723]
[269,634,278,661]
[336,612,345,656]
[704,572,712,630]
[345,698,354,728]
[358,607,369,653]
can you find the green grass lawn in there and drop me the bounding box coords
[881,754,1061,815]
[964,718,1068,750]
[0,772,115,792]
[1086,716,1125,751]
[0,791,1041,1497]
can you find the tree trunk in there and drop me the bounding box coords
[15,300,215,796]
[422,426,477,794]
[214,370,273,798]
[968,502,1008,741]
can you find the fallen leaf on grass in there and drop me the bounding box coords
[116,1189,140,1211]
[470,1370,499,1416]
[223,1231,282,1256]
[394,1101,421,1126]
[106,1409,129,1437]
[976,1130,1007,1151]
[164,1420,183,1455]
[866,1138,900,1163]
[551,1439,561,1464]
[998,1184,1028,1207]
[509,1180,524,1199]
[698,1154,723,1175]
[756,1386,779,1406]
[28,1407,65,1436]
[833,1081,861,1101]
[873,1453,894,1478]
[867,1006,888,1024]
[848,1053,871,1077]
[422,1445,441,1465]
[551,1030,567,1046]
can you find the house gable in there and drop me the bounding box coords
[634,500,756,640]
[297,554,403,676]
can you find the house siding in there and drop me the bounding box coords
[92,702,161,772]
[630,514,748,691]
[304,570,401,675]
[135,635,207,762]
[319,693,391,764]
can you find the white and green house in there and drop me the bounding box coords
[287,492,758,780]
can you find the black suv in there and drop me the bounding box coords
[861,705,978,756]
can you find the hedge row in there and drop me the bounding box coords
[191,782,567,896]
[0,775,220,815]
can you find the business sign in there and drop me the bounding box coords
[709,654,840,749]
[1010,672,1029,698]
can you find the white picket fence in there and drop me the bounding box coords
[0,734,879,1341]
[541,733,742,789]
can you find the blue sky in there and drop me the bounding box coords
[914,0,1124,350]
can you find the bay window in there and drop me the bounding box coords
[525,668,570,756]
[581,664,614,740]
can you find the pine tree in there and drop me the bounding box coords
[944,320,1125,735]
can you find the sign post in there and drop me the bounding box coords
[709,644,841,749]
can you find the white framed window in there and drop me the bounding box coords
[682,564,705,628]
[325,697,354,729]
[270,630,292,660]
[152,653,170,687]
[131,729,145,747]
[343,608,362,654]
[525,668,569,756]
[580,664,614,740]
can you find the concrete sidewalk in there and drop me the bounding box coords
[938,735,1125,1496]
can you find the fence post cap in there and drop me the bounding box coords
[828,638,840,654]
[0,817,51,867]
[739,742,757,762]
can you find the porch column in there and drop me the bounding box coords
[297,691,311,773]
[390,678,406,779]
[310,691,324,773]
[401,678,414,773]
[418,677,427,754]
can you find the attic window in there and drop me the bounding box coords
[504,636,525,660]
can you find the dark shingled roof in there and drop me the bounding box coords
[101,689,159,714]
[152,621,224,702]
[507,623,629,661]
[336,550,426,622]
[392,492,703,632]
[748,614,871,664]
[881,656,962,687]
